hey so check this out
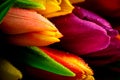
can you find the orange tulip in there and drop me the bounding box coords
[1,8,63,46]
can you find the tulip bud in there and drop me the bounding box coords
[25,47,94,80]
[50,7,118,55]
[1,8,63,46]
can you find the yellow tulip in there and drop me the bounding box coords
[33,0,84,18]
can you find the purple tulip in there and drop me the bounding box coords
[50,6,118,55]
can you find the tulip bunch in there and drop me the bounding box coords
[0,0,120,80]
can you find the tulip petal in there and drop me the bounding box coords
[6,32,62,46]
[87,37,120,57]
[82,37,120,66]
[1,8,57,34]
[51,13,110,54]
[73,7,119,37]
[37,0,74,18]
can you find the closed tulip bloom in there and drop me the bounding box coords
[50,7,118,55]
[1,8,63,46]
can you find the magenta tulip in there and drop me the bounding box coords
[50,6,118,55]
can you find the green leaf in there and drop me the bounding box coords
[0,0,16,23]
[20,46,75,77]
[14,0,45,10]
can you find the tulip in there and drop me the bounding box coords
[0,58,22,80]
[33,0,85,18]
[50,7,118,55]
[1,8,63,46]
[25,47,94,80]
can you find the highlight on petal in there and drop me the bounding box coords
[37,0,74,18]
[51,13,110,55]
[0,58,22,80]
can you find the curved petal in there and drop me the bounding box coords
[73,7,118,37]
[1,8,57,34]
